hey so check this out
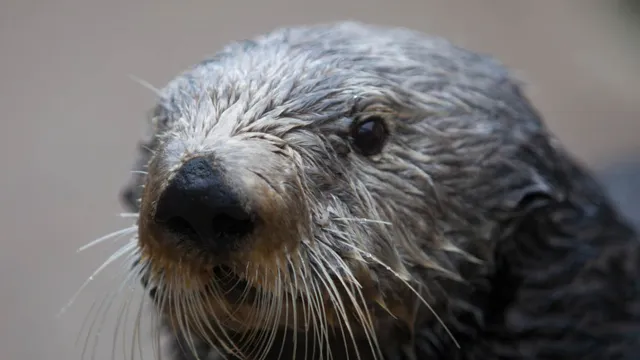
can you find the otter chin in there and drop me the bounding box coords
[116,22,640,360]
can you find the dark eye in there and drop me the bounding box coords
[351,116,388,156]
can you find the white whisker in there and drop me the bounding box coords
[60,239,137,318]
[127,74,163,97]
[340,241,461,349]
[78,247,140,360]
[77,227,138,253]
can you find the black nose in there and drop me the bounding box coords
[154,157,254,250]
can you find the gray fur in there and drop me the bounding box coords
[118,22,640,359]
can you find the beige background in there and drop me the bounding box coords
[1,1,639,359]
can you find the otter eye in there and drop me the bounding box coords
[351,116,388,156]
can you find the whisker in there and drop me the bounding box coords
[179,287,200,359]
[78,245,139,360]
[271,264,288,360]
[286,256,300,360]
[311,275,333,360]
[61,239,137,319]
[109,253,145,360]
[201,283,242,358]
[174,275,196,358]
[189,290,227,360]
[308,251,359,360]
[316,244,383,360]
[129,283,149,360]
[77,226,138,253]
[79,289,115,360]
[140,145,155,155]
[153,278,174,360]
[260,265,285,360]
[85,288,127,360]
[127,74,163,97]
[246,272,276,360]
[112,262,144,360]
[114,285,135,360]
[340,241,461,349]
[297,252,320,360]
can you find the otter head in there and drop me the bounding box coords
[120,22,562,359]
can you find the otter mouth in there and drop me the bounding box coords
[211,265,259,304]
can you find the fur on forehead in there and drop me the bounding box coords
[151,21,523,133]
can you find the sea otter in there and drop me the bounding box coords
[116,22,640,359]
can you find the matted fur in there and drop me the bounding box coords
[104,22,640,359]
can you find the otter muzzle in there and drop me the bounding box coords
[153,156,255,253]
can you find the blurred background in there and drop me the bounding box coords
[1,0,639,359]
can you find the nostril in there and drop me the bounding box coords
[211,214,254,238]
[164,217,198,240]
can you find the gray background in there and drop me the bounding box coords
[1,1,639,359]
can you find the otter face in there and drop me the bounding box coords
[120,22,554,359]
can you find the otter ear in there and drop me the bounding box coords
[503,174,559,214]
[490,160,564,225]
[120,141,154,213]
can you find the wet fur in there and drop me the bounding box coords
[117,22,640,359]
